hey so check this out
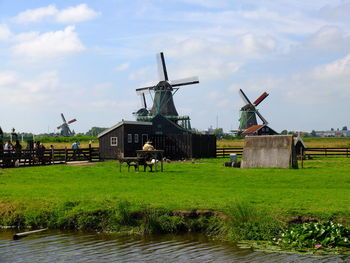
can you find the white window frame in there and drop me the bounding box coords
[127,134,132,143]
[134,134,139,143]
[110,137,118,146]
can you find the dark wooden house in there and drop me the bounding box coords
[98,121,153,159]
[241,124,278,136]
[98,115,216,160]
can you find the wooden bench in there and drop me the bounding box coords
[118,157,140,172]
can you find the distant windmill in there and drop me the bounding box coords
[134,52,199,130]
[57,113,77,137]
[238,89,269,130]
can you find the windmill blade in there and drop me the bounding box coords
[239,89,253,105]
[141,93,147,108]
[67,126,72,135]
[57,125,64,130]
[68,119,77,124]
[256,110,269,125]
[170,76,199,87]
[61,113,67,123]
[253,92,269,106]
[136,85,155,94]
[157,52,168,81]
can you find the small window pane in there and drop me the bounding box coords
[110,137,118,146]
[134,134,139,143]
[128,134,132,143]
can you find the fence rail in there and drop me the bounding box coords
[0,146,100,168]
[216,147,350,158]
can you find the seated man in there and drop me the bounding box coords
[142,141,154,151]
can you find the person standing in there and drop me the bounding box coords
[72,141,80,159]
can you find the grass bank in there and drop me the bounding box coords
[0,158,350,249]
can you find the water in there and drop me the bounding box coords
[0,230,349,262]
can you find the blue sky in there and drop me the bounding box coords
[1,0,350,134]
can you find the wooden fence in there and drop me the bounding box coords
[216,147,243,158]
[216,147,350,158]
[0,146,100,168]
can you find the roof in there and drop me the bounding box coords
[294,137,306,148]
[242,124,265,135]
[98,120,152,138]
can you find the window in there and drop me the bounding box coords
[134,134,139,143]
[128,134,132,143]
[110,137,118,146]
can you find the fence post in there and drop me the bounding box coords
[89,143,92,162]
[51,148,55,164]
[222,148,225,158]
[325,148,327,156]
[347,148,349,158]
[65,147,68,163]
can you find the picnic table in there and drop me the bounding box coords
[118,150,164,172]
[136,150,164,172]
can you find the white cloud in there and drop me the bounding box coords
[12,4,99,24]
[13,5,58,23]
[0,70,61,106]
[179,0,230,8]
[22,71,60,93]
[0,24,11,41]
[319,2,350,20]
[304,26,350,53]
[313,53,350,79]
[0,71,17,87]
[114,62,130,72]
[55,4,100,23]
[12,26,85,59]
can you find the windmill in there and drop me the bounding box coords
[57,113,77,137]
[134,52,199,130]
[238,89,269,130]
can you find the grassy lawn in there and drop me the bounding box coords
[1,157,350,222]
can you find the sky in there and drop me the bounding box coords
[1,0,350,134]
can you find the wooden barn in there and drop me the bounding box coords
[98,121,153,159]
[241,124,278,136]
[98,115,216,160]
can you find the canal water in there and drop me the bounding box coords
[0,230,348,262]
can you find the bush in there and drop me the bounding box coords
[227,202,282,241]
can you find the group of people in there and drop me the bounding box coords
[3,140,22,152]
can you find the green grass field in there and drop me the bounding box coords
[1,157,349,223]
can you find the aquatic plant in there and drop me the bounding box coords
[275,221,350,249]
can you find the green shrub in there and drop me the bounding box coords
[115,200,135,226]
[227,202,282,241]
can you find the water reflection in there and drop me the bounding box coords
[0,230,348,262]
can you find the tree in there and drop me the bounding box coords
[281,130,288,135]
[310,130,316,137]
[85,127,108,137]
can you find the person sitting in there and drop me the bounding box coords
[142,141,154,151]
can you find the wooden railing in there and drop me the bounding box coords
[0,146,100,168]
[216,147,243,158]
[216,147,350,158]
[304,148,350,157]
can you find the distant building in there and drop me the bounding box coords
[315,129,350,137]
